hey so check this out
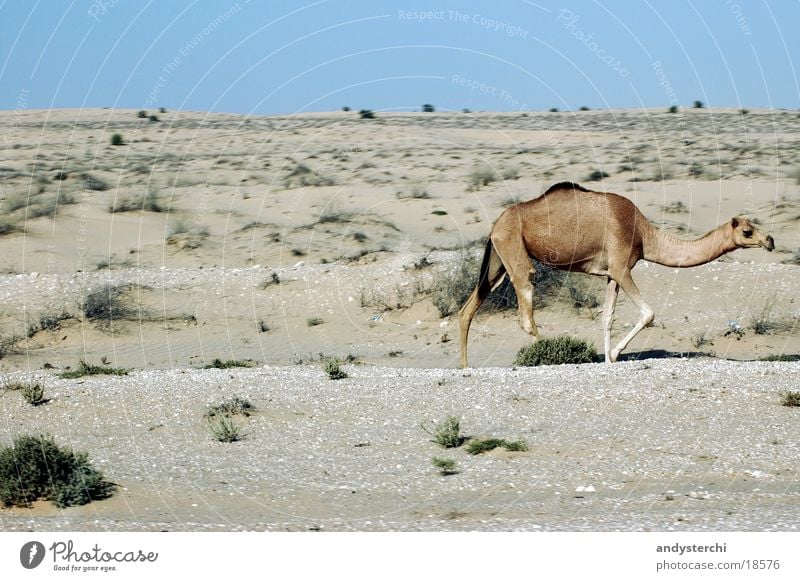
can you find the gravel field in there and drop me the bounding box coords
[1,359,798,532]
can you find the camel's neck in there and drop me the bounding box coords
[642,222,737,268]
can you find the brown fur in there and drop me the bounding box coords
[459,183,775,367]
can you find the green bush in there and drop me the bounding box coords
[323,357,348,380]
[781,391,800,407]
[81,284,134,322]
[207,416,245,443]
[58,359,129,379]
[110,133,124,146]
[465,438,528,455]
[431,251,565,318]
[0,435,114,507]
[514,336,596,366]
[202,358,254,369]
[204,396,256,418]
[431,457,458,475]
[423,416,463,449]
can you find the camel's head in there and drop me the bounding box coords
[730,217,774,251]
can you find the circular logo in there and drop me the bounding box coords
[20,541,46,569]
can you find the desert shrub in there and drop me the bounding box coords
[397,182,430,199]
[432,457,458,475]
[467,164,499,191]
[202,358,254,369]
[110,133,124,146]
[109,191,163,213]
[549,107,559,112]
[465,438,528,455]
[431,251,565,318]
[204,396,254,442]
[58,359,128,379]
[81,285,135,322]
[782,250,800,265]
[663,200,688,213]
[316,207,356,224]
[307,317,324,327]
[2,378,46,406]
[82,173,109,191]
[0,217,19,236]
[207,416,245,443]
[579,106,590,111]
[750,296,792,335]
[283,163,335,188]
[568,279,600,314]
[688,163,704,177]
[259,272,281,288]
[514,336,597,366]
[27,310,72,338]
[359,109,375,119]
[205,396,255,418]
[0,435,114,507]
[422,104,435,113]
[668,105,679,113]
[423,416,463,449]
[693,100,704,109]
[137,110,148,118]
[781,391,800,407]
[322,357,348,380]
[21,381,46,406]
[587,170,609,181]
[761,354,800,362]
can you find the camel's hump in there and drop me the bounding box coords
[543,181,591,194]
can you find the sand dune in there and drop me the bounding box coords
[0,108,798,530]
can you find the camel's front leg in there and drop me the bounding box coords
[602,278,619,362]
[610,273,654,362]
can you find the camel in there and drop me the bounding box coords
[459,182,775,367]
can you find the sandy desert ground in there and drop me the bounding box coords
[0,107,798,531]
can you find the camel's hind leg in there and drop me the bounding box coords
[491,233,539,340]
[602,277,619,363]
[458,242,507,368]
[609,271,654,362]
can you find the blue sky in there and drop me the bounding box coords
[1,0,798,114]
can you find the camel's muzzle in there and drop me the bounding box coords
[763,235,775,251]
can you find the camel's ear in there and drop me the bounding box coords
[731,217,739,229]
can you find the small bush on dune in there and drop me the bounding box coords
[0,435,114,507]
[465,438,528,455]
[781,391,800,407]
[431,251,565,318]
[81,285,135,322]
[432,457,458,475]
[422,416,464,449]
[514,336,597,366]
[323,357,348,380]
[58,359,128,379]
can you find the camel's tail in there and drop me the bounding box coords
[458,238,505,368]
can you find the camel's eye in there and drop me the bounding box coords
[743,230,753,238]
